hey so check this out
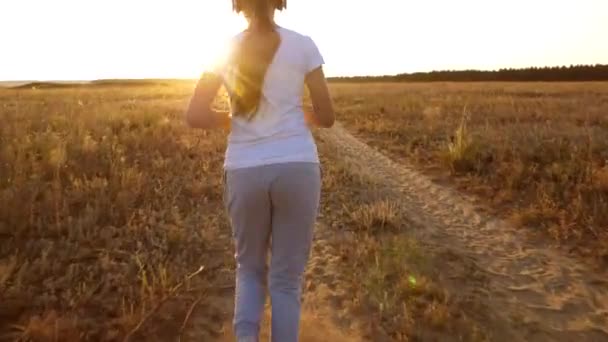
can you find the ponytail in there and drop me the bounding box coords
[231,0,286,119]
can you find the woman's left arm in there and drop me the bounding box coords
[185,73,231,130]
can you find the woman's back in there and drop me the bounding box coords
[216,27,325,170]
[184,3,334,339]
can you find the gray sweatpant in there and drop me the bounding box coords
[224,162,321,342]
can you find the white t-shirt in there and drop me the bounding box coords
[212,27,324,170]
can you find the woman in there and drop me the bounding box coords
[185,0,335,341]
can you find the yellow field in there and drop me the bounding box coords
[1,82,607,341]
[334,82,608,259]
[1,84,233,340]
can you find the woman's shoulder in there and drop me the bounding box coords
[227,27,315,45]
[277,26,303,37]
[277,27,315,44]
[279,26,315,49]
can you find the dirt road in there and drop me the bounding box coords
[317,124,608,342]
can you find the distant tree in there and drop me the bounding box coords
[328,64,608,83]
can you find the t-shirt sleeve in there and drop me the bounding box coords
[305,36,325,74]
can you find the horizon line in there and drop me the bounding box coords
[1,63,606,84]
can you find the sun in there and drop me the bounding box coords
[165,3,246,79]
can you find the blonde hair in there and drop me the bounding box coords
[230,0,287,119]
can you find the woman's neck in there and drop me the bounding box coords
[248,20,277,31]
[247,9,276,32]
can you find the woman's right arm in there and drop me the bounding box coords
[184,72,231,130]
[305,66,335,128]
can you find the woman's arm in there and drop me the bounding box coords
[185,73,231,130]
[305,66,335,128]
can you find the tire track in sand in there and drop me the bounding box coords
[319,123,608,342]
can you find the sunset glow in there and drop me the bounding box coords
[1,0,607,81]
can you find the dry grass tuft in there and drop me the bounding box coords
[349,200,399,234]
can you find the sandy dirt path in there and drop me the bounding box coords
[181,220,365,341]
[318,124,608,342]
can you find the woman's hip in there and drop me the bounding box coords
[224,162,321,212]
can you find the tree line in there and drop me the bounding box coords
[328,64,608,82]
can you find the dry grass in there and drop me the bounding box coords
[335,82,608,262]
[0,84,234,341]
[2,81,605,341]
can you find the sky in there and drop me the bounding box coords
[1,0,607,80]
